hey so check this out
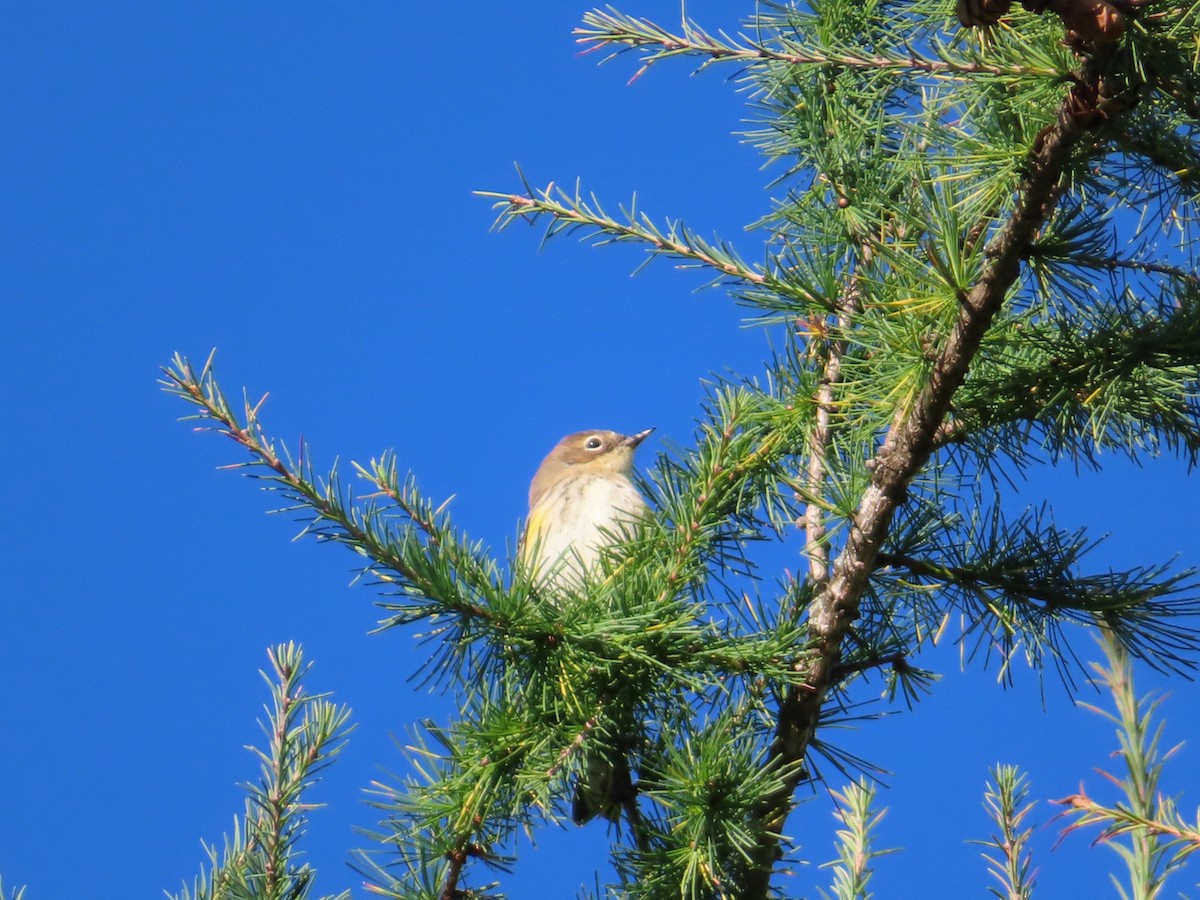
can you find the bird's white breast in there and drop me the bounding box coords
[526,473,645,587]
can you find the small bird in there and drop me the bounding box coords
[520,427,653,825]
[521,428,654,590]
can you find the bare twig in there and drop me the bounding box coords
[830,651,910,682]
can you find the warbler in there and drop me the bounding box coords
[521,428,654,590]
[519,427,654,825]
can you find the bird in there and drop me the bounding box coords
[519,427,654,825]
[520,428,654,590]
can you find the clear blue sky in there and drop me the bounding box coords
[2,3,1198,898]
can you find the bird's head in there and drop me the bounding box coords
[529,428,653,507]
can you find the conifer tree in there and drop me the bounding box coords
[163,1,1200,896]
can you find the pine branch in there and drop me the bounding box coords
[873,509,1200,676]
[574,7,1061,79]
[353,689,536,899]
[973,765,1039,900]
[610,716,804,898]
[160,353,523,654]
[951,293,1200,465]
[475,180,824,304]
[1056,792,1200,860]
[817,780,895,900]
[169,643,352,900]
[1055,630,1197,897]
[161,353,487,606]
[741,57,1100,897]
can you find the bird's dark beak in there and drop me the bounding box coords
[624,427,654,449]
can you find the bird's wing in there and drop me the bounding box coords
[520,500,551,564]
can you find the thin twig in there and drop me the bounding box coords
[830,652,910,682]
[1061,252,1200,285]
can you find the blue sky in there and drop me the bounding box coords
[2,3,1198,898]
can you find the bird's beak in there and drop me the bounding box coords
[623,427,654,449]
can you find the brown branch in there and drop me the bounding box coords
[164,359,497,621]
[741,80,1095,897]
[440,844,467,900]
[802,281,863,596]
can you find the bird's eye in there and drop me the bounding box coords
[585,436,603,450]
